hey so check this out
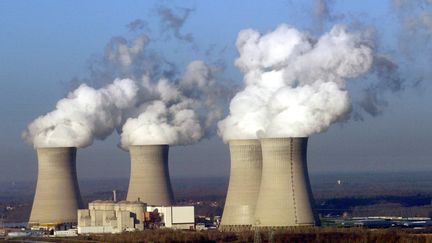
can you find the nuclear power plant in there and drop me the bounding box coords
[220,139,262,231]
[254,137,319,228]
[126,145,175,206]
[29,147,83,226]
[26,140,318,231]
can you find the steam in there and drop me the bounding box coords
[23,55,223,148]
[157,5,195,43]
[87,4,198,88]
[392,0,432,85]
[88,33,178,89]
[127,19,148,32]
[120,92,201,147]
[22,79,139,148]
[24,4,228,149]
[312,0,332,33]
[120,60,222,148]
[218,24,374,141]
[23,59,222,148]
[308,0,429,118]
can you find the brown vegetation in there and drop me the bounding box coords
[23,228,432,243]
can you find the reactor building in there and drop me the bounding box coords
[126,145,175,206]
[78,200,147,233]
[254,137,319,228]
[29,147,83,227]
[220,139,262,231]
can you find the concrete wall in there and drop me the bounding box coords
[254,137,319,228]
[126,145,174,206]
[117,211,134,231]
[89,201,115,211]
[78,201,146,233]
[78,210,91,227]
[220,139,262,231]
[29,147,83,225]
[78,226,114,234]
[116,201,146,230]
[171,223,194,230]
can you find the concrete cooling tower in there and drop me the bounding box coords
[29,147,83,226]
[254,137,319,228]
[126,145,174,206]
[220,139,262,232]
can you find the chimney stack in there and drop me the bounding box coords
[113,190,117,202]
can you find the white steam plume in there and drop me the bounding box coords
[120,60,222,148]
[22,79,139,148]
[24,12,229,149]
[218,24,374,141]
[180,60,224,135]
[24,36,224,149]
[120,99,202,147]
[23,59,220,149]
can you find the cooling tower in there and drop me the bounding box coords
[126,145,174,206]
[254,137,319,228]
[220,139,262,232]
[29,147,83,226]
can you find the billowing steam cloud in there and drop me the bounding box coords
[308,0,428,118]
[22,79,138,148]
[23,59,221,148]
[23,44,222,148]
[120,60,222,148]
[218,24,374,141]
[120,82,201,147]
[23,57,222,148]
[23,3,228,149]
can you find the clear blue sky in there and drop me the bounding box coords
[0,0,431,182]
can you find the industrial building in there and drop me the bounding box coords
[77,200,146,234]
[220,139,262,231]
[254,137,319,228]
[26,138,318,232]
[77,200,195,234]
[126,145,175,206]
[29,147,83,228]
[147,206,195,230]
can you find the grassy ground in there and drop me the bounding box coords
[12,227,432,243]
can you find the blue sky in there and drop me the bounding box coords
[0,0,431,181]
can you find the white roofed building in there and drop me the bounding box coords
[147,206,195,230]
